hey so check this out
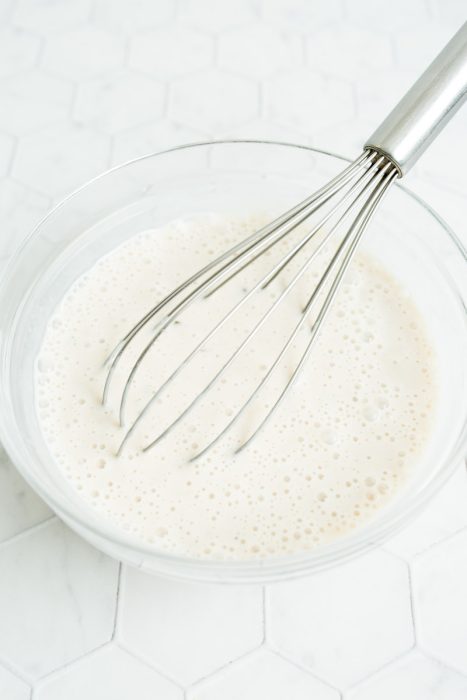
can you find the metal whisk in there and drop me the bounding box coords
[104,23,467,459]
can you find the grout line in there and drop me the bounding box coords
[407,562,418,646]
[0,515,57,551]
[7,174,52,200]
[261,585,267,643]
[115,640,185,689]
[34,34,46,69]
[416,647,467,682]
[68,81,80,124]
[186,644,261,695]
[349,645,417,694]
[0,653,33,688]
[266,645,342,695]
[33,640,113,688]
[411,524,467,562]
[112,562,123,640]
[4,133,18,177]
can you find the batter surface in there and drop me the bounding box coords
[36,214,436,559]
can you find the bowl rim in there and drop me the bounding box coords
[0,138,466,581]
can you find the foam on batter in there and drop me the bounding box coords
[35,214,436,559]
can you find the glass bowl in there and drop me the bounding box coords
[0,141,465,583]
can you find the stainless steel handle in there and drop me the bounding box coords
[365,22,467,176]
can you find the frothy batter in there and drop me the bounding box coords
[36,214,436,559]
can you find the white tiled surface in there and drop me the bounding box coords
[0,1,466,698]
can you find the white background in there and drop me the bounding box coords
[0,1,466,698]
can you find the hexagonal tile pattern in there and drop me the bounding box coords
[188,648,339,700]
[412,529,467,674]
[0,179,50,257]
[95,0,176,32]
[13,0,92,34]
[0,519,119,678]
[0,133,15,176]
[356,68,415,129]
[385,464,467,560]
[413,113,466,197]
[13,124,110,197]
[310,116,376,159]
[74,71,165,134]
[0,70,73,134]
[129,27,214,79]
[218,117,310,143]
[0,444,52,543]
[262,0,344,33]
[268,550,413,688]
[219,24,302,78]
[170,70,258,131]
[35,644,182,700]
[306,26,393,80]
[264,69,354,132]
[119,568,263,685]
[0,664,30,700]
[348,650,467,700]
[112,121,208,165]
[345,0,428,32]
[179,0,258,32]
[42,26,125,80]
[0,27,41,79]
[394,22,456,73]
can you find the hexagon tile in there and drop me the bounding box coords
[0,27,41,79]
[13,123,110,197]
[267,549,414,688]
[0,444,52,543]
[129,26,214,78]
[0,664,30,700]
[42,26,125,80]
[412,529,467,675]
[74,70,166,134]
[0,519,118,679]
[188,648,339,700]
[118,568,263,685]
[0,179,51,258]
[347,650,467,700]
[0,1,466,698]
[34,645,182,700]
[0,70,73,135]
[169,69,259,132]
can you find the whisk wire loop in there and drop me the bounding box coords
[116,151,384,454]
[103,150,374,411]
[105,150,398,458]
[148,157,395,461]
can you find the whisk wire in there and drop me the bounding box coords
[103,150,374,411]
[117,151,383,453]
[193,162,397,460]
[234,164,398,455]
[104,149,398,459]
[120,154,386,455]
[116,151,378,425]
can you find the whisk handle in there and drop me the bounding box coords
[365,21,467,176]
